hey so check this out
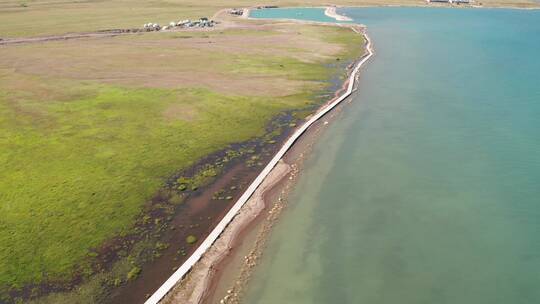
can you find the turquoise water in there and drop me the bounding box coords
[249,7,343,23]
[245,7,540,304]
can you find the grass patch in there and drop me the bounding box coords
[0,14,365,302]
[228,55,332,81]
[177,164,220,191]
[126,267,141,281]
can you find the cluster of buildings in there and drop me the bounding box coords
[229,8,244,16]
[143,23,162,31]
[142,17,216,31]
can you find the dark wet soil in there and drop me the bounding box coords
[108,137,291,304]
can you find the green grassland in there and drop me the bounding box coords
[0,86,290,287]
[0,20,365,299]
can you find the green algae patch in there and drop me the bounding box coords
[177,164,221,191]
[126,267,141,281]
[185,235,198,245]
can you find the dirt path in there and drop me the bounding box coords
[0,22,229,46]
[0,30,133,45]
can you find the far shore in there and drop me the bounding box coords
[2,3,538,47]
[252,3,540,11]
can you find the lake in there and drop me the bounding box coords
[245,7,540,304]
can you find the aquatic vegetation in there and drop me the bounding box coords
[186,235,198,245]
[176,164,222,192]
[126,267,141,281]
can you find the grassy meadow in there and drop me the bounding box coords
[0,15,365,301]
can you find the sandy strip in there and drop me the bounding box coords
[325,6,353,21]
[144,12,374,304]
[241,8,250,19]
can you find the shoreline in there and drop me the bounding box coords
[162,161,293,304]
[144,9,375,302]
[199,52,360,303]
[202,57,362,304]
[173,45,363,304]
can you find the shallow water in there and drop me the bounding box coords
[245,7,540,304]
